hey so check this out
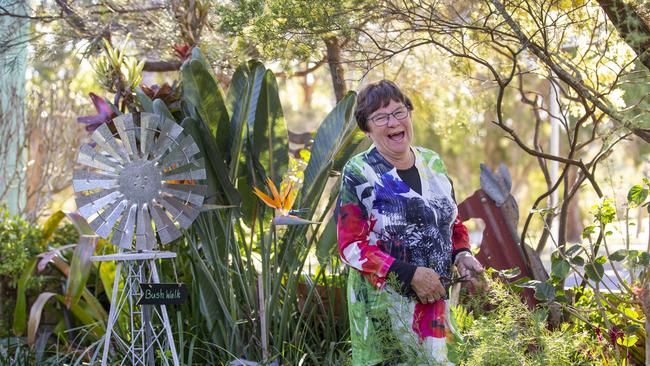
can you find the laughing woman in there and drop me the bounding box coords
[337,80,484,365]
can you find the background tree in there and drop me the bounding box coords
[216,0,385,102]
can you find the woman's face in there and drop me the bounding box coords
[365,99,413,159]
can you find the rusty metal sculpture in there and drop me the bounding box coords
[458,163,542,307]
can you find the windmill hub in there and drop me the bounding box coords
[118,160,162,204]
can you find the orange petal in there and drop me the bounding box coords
[253,186,279,209]
[282,186,293,211]
[284,189,297,212]
[266,178,282,207]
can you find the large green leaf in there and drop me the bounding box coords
[252,70,289,186]
[226,60,267,181]
[627,184,648,206]
[64,236,98,308]
[191,47,218,84]
[301,92,357,206]
[181,58,231,158]
[534,282,556,302]
[315,216,337,265]
[585,261,605,282]
[13,258,37,336]
[181,117,241,206]
[135,86,154,113]
[153,99,176,122]
[332,130,371,172]
[609,249,628,261]
[551,252,570,280]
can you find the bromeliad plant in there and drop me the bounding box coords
[134,47,365,364]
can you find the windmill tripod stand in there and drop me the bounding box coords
[92,251,180,366]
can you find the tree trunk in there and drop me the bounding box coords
[597,0,650,70]
[324,36,347,102]
[565,167,583,243]
[0,0,29,216]
[301,72,314,107]
[25,120,42,215]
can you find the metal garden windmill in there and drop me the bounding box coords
[73,112,205,366]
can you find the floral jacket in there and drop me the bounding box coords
[336,146,470,365]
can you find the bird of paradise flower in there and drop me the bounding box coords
[252,178,320,225]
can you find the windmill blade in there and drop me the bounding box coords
[91,123,129,163]
[74,112,205,250]
[149,203,182,245]
[135,203,157,251]
[160,183,206,207]
[75,188,122,219]
[151,117,184,160]
[160,134,201,168]
[77,144,121,173]
[111,203,137,248]
[161,157,205,175]
[140,113,159,159]
[163,168,206,182]
[73,170,119,192]
[89,199,128,238]
[157,195,200,229]
[113,114,139,159]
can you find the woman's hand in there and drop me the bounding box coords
[411,267,446,304]
[456,253,487,289]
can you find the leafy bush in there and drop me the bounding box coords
[452,278,613,365]
[0,207,43,286]
[0,207,79,338]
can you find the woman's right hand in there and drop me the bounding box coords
[411,267,446,304]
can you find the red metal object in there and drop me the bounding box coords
[458,189,536,307]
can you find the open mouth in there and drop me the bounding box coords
[388,131,405,141]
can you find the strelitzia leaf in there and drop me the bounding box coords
[181,58,230,158]
[300,92,356,208]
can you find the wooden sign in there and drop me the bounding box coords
[138,283,187,305]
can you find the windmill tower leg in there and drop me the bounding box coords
[101,261,122,365]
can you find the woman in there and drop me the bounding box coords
[337,80,484,365]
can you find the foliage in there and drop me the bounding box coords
[174,48,363,364]
[0,207,80,339]
[453,278,614,366]
[515,179,650,364]
[9,210,113,363]
[0,207,44,286]
[218,0,375,62]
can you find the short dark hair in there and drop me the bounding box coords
[354,80,414,132]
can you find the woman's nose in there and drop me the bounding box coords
[386,114,400,127]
